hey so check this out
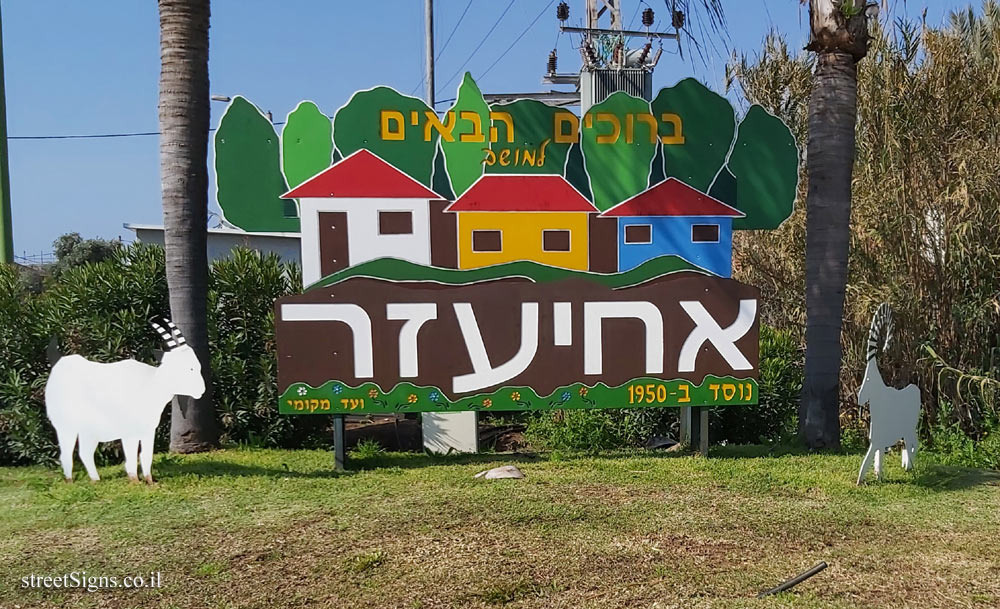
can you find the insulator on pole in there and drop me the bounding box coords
[672,9,686,29]
[556,2,569,22]
[547,50,558,74]
[638,42,652,65]
[642,8,655,28]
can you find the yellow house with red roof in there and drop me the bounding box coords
[445,174,599,271]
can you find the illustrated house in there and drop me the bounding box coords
[445,174,599,271]
[282,149,457,285]
[599,177,745,277]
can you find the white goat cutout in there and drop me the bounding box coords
[857,304,921,484]
[45,319,205,483]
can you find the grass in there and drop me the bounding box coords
[1,446,998,608]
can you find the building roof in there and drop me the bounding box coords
[599,178,745,218]
[281,149,441,199]
[446,174,598,212]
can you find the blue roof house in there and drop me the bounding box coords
[599,178,745,277]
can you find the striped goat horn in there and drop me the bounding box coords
[163,319,188,346]
[866,303,892,361]
[150,318,180,350]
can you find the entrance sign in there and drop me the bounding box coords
[209,74,799,421]
[275,261,760,415]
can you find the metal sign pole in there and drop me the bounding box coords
[333,414,346,471]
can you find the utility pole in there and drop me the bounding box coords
[539,1,678,113]
[0,4,13,265]
[425,0,435,109]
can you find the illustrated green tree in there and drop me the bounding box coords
[486,99,574,176]
[717,105,799,230]
[281,101,333,190]
[652,77,735,193]
[441,73,490,196]
[215,96,297,232]
[333,87,438,188]
[581,92,657,211]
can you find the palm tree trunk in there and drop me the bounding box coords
[158,0,217,453]
[801,1,871,449]
[801,51,858,449]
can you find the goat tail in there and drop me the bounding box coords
[866,303,893,362]
[46,337,62,365]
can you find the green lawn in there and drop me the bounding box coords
[1,447,998,608]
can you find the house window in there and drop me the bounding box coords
[691,224,720,243]
[378,211,413,235]
[542,229,571,252]
[624,224,652,244]
[472,230,502,252]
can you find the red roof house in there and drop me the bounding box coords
[597,178,743,278]
[599,177,745,218]
[282,149,440,200]
[445,174,598,271]
[284,149,454,284]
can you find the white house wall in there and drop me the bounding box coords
[300,197,432,285]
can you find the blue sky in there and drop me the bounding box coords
[4,0,974,255]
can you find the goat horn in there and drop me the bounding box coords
[163,319,188,346]
[150,318,179,350]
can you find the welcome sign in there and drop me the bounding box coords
[211,73,798,416]
[275,263,759,415]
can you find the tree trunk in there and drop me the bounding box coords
[158,0,217,453]
[801,50,858,449]
[801,1,870,449]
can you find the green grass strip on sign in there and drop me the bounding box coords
[306,255,705,292]
[279,376,758,415]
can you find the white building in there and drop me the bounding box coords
[124,223,301,264]
[281,149,455,286]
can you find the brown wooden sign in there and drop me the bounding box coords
[275,271,759,415]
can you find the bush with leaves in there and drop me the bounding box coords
[524,326,801,451]
[0,245,324,465]
[729,5,1000,460]
[209,248,325,448]
[710,326,801,444]
[50,232,118,279]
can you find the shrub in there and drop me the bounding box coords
[209,248,324,448]
[524,325,801,451]
[0,245,325,465]
[710,326,801,444]
[524,408,675,452]
[49,232,118,279]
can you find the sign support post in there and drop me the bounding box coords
[333,414,346,471]
[687,406,709,455]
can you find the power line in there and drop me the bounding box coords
[435,0,516,99]
[8,119,299,141]
[479,0,555,80]
[9,131,162,140]
[435,0,474,63]
[410,0,476,95]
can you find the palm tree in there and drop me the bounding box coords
[158,0,217,453]
[800,0,876,448]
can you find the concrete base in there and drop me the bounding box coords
[422,412,478,454]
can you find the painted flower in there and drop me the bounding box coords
[579,387,589,397]
[483,398,493,408]
[296,386,308,396]
[368,388,378,399]
[333,384,344,395]
[561,391,572,402]
[429,391,441,402]
[407,394,418,404]
[510,391,521,401]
